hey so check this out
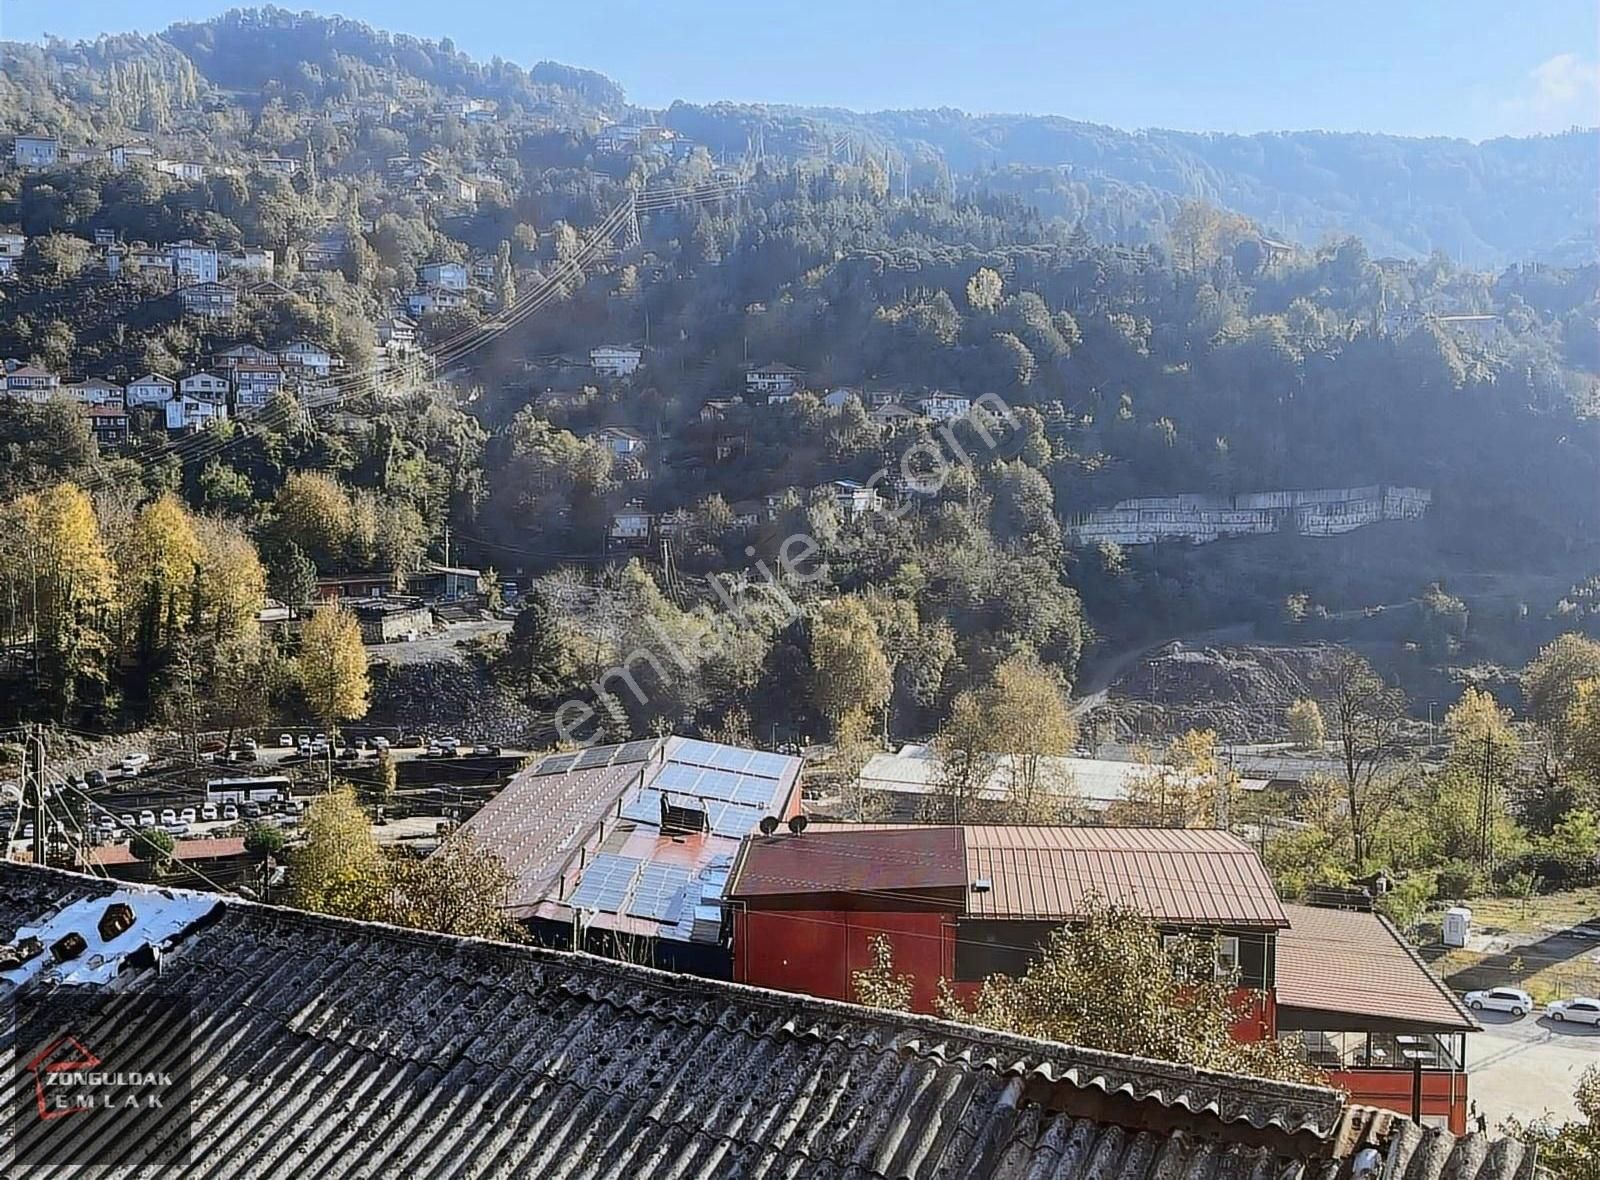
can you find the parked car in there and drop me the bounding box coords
[242,739,258,754]
[438,736,461,752]
[85,769,107,789]
[372,736,390,752]
[1465,987,1534,1017]
[164,822,190,836]
[159,808,177,826]
[222,804,239,821]
[138,810,156,827]
[21,823,33,839]
[472,744,501,757]
[121,753,150,776]
[243,802,262,819]
[201,802,218,821]
[1547,997,1600,1024]
[180,807,197,825]
[118,813,135,827]
[96,815,115,833]
[279,734,293,748]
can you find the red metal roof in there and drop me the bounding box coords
[90,836,247,866]
[786,825,1288,929]
[1277,904,1477,1031]
[965,827,1287,928]
[728,827,966,899]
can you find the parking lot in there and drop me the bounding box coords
[1469,1009,1599,1124]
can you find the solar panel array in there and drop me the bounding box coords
[671,739,791,780]
[565,853,642,913]
[653,763,784,809]
[627,863,692,921]
[531,739,662,777]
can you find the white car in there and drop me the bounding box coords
[180,807,197,825]
[1548,997,1600,1025]
[223,804,239,821]
[1465,987,1533,1017]
[279,734,294,748]
[119,813,135,827]
[121,752,150,776]
[159,808,177,826]
[138,810,156,827]
[201,802,218,821]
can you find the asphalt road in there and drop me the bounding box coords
[1468,1010,1600,1124]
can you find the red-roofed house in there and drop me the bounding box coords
[727,824,1478,1133]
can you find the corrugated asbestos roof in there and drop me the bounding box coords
[1277,904,1478,1031]
[0,865,1540,1180]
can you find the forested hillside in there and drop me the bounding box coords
[3,7,1594,265]
[0,6,1597,748]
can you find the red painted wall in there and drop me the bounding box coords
[733,908,954,1012]
[1330,1068,1468,1135]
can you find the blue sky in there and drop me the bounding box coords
[2,0,1596,140]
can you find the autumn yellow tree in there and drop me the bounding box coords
[292,787,390,919]
[273,471,354,570]
[193,515,267,643]
[297,603,371,734]
[1285,698,1326,750]
[809,596,892,738]
[386,831,519,939]
[1111,729,1235,828]
[0,483,116,716]
[121,492,202,659]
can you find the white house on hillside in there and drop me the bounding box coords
[125,373,177,407]
[592,426,647,458]
[180,372,231,401]
[170,240,219,285]
[13,135,58,168]
[746,363,804,396]
[418,261,469,291]
[917,392,972,421]
[279,340,334,377]
[590,344,644,378]
[165,395,229,433]
[4,366,60,403]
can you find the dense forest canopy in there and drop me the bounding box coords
[1,7,1595,264]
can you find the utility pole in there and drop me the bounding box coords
[442,523,451,568]
[1477,731,1496,867]
[26,728,47,867]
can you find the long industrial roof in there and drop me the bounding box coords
[0,865,1539,1179]
[459,736,802,942]
[1277,904,1478,1032]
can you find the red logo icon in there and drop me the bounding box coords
[27,1035,101,1120]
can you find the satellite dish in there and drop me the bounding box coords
[786,815,809,835]
[758,815,780,836]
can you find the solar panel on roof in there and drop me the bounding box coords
[626,863,692,921]
[747,753,790,778]
[655,763,700,790]
[696,769,740,801]
[709,747,752,773]
[614,739,659,765]
[732,778,776,806]
[536,752,580,775]
[710,804,762,838]
[620,789,662,825]
[566,853,643,913]
[573,745,617,770]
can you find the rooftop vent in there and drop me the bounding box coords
[971,878,993,894]
[0,936,42,971]
[660,792,709,837]
[50,931,88,963]
[98,902,136,942]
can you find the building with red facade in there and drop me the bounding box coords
[726,824,1477,1133]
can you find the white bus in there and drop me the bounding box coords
[205,775,291,804]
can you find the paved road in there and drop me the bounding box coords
[1469,1010,1600,1124]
